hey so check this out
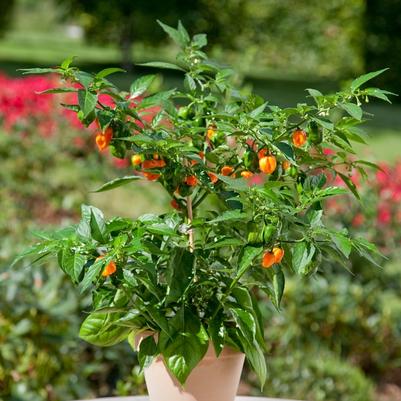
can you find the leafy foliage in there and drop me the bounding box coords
[18,22,391,387]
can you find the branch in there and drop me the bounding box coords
[187,195,195,252]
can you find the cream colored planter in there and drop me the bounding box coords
[137,334,245,401]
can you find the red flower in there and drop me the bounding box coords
[377,205,391,225]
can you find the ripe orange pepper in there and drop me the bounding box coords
[221,166,234,176]
[282,160,291,170]
[143,172,160,181]
[258,148,268,159]
[101,261,117,277]
[207,172,218,184]
[131,154,142,166]
[207,125,217,140]
[262,251,275,268]
[241,171,254,179]
[170,199,180,210]
[185,175,198,186]
[292,129,307,147]
[95,134,107,151]
[259,155,277,174]
[142,159,166,169]
[95,127,113,151]
[272,247,285,263]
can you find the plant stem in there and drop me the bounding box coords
[187,195,195,252]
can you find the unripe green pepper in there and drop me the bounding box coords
[178,106,189,119]
[262,225,275,243]
[247,222,263,245]
[308,121,323,145]
[243,151,258,170]
[288,166,298,178]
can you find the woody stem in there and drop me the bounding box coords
[187,195,195,252]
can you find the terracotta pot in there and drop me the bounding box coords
[136,333,245,401]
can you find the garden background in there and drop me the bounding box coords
[1,1,401,400]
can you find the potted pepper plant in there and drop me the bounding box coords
[17,21,391,401]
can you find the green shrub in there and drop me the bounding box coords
[263,274,401,377]
[260,349,374,401]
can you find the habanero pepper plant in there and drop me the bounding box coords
[17,22,392,387]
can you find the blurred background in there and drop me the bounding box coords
[1,1,401,400]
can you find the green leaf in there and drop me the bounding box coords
[292,242,316,274]
[165,248,194,304]
[19,67,63,75]
[78,89,97,118]
[306,88,323,98]
[163,332,208,385]
[249,102,267,118]
[79,257,106,292]
[137,89,176,110]
[312,117,334,130]
[92,176,142,192]
[96,67,126,79]
[147,306,171,337]
[204,238,244,249]
[138,335,158,368]
[235,246,263,282]
[352,237,384,267]
[157,20,189,47]
[350,68,388,91]
[272,268,285,309]
[130,75,156,99]
[354,160,383,171]
[90,208,107,243]
[341,103,363,120]
[230,308,256,341]
[217,175,250,191]
[177,21,190,44]
[79,312,131,346]
[330,232,352,258]
[184,74,196,91]
[207,210,247,224]
[147,223,177,236]
[274,142,295,162]
[37,87,77,94]
[193,33,207,48]
[76,71,94,88]
[236,330,267,389]
[364,88,395,103]
[208,313,225,357]
[138,61,185,72]
[337,172,360,200]
[61,250,86,282]
[60,55,76,69]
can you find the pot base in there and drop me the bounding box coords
[144,344,245,401]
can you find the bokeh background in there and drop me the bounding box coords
[1,1,401,400]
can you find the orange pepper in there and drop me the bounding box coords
[207,125,217,140]
[241,171,254,179]
[258,148,268,159]
[272,247,285,263]
[282,160,291,170]
[207,172,218,184]
[131,154,142,166]
[101,261,117,277]
[170,199,180,210]
[262,251,275,268]
[259,155,277,174]
[142,159,166,169]
[221,166,234,176]
[185,175,198,186]
[292,129,307,147]
[143,172,160,181]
